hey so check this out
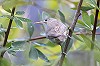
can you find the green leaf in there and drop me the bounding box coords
[73,34,83,42]
[97,23,100,26]
[7,48,17,56]
[67,39,73,52]
[12,41,26,48]
[6,42,12,48]
[58,10,66,23]
[81,6,94,11]
[78,20,86,27]
[0,25,5,38]
[71,7,77,10]
[80,34,91,48]
[14,17,23,29]
[90,14,94,25]
[36,49,49,62]
[0,15,13,20]
[29,46,38,60]
[82,11,91,28]
[27,22,34,38]
[16,17,32,22]
[84,0,99,9]
[33,42,47,47]
[2,5,11,13]
[47,41,56,47]
[0,28,6,34]
[15,11,25,15]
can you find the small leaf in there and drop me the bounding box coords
[16,17,32,22]
[73,34,83,42]
[33,42,47,47]
[81,6,94,11]
[90,14,94,25]
[80,34,91,48]
[29,46,38,60]
[36,49,49,62]
[71,7,77,10]
[58,10,65,23]
[2,4,11,13]
[7,48,17,56]
[67,39,73,52]
[6,42,12,48]
[82,11,91,28]
[84,0,99,10]
[12,41,26,48]
[47,41,56,47]
[15,11,25,15]
[27,22,34,38]
[78,20,86,27]
[0,15,13,20]
[0,28,6,34]
[14,17,23,28]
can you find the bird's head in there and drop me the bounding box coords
[35,18,58,30]
[35,18,57,25]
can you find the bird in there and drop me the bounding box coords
[35,18,68,46]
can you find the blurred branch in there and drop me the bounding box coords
[58,0,83,66]
[91,0,100,50]
[1,7,16,58]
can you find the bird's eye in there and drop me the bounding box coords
[44,19,47,21]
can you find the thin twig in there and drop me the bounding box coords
[91,0,100,50]
[58,0,83,66]
[28,32,100,41]
[28,36,46,41]
[1,7,15,57]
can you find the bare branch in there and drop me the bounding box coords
[58,0,83,66]
[1,7,16,57]
[91,0,100,50]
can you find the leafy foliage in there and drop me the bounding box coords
[0,0,100,66]
[58,10,66,23]
[15,11,25,15]
[29,45,49,62]
[27,22,34,38]
[29,46,38,60]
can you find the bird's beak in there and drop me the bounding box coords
[34,21,47,24]
[34,21,43,24]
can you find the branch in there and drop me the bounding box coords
[28,36,46,41]
[58,0,83,66]
[91,0,100,50]
[1,7,16,57]
[28,32,100,41]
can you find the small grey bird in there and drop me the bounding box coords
[35,18,68,46]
